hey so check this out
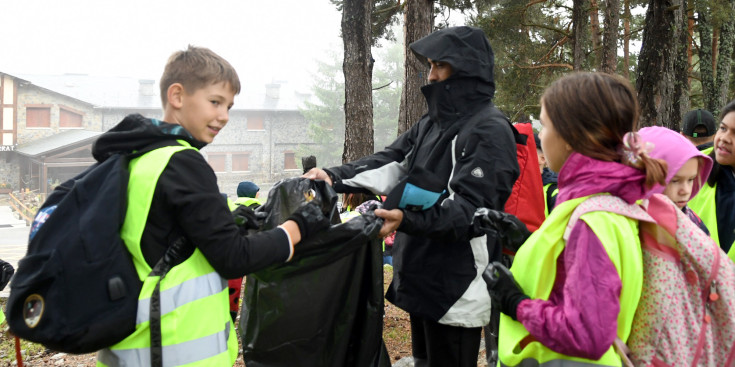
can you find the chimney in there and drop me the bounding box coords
[139,79,156,97]
[265,83,281,99]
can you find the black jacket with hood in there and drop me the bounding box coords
[325,26,519,326]
[92,114,291,279]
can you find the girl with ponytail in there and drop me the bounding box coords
[488,72,667,366]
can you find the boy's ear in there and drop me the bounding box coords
[167,83,185,109]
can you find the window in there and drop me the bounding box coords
[284,152,297,170]
[60,107,83,128]
[208,154,226,172]
[232,153,250,172]
[247,114,264,130]
[26,106,50,128]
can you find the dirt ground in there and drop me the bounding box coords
[0,267,486,366]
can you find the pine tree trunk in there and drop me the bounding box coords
[341,0,375,163]
[674,0,691,129]
[698,5,717,112]
[398,0,432,135]
[601,0,620,73]
[589,0,602,68]
[623,0,631,78]
[687,0,694,87]
[572,0,589,70]
[714,1,735,113]
[713,27,720,73]
[636,0,688,129]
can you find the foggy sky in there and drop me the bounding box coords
[0,0,342,92]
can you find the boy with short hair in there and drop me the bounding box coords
[639,126,713,234]
[95,45,328,367]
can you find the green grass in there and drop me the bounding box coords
[0,298,46,364]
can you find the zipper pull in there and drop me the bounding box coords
[710,281,720,302]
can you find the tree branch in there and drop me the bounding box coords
[521,22,570,37]
[374,2,402,15]
[512,60,574,70]
[372,81,394,90]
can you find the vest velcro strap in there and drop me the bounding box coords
[97,321,230,367]
[136,272,226,325]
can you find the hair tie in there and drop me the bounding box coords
[621,132,654,166]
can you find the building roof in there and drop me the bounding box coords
[16,129,102,157]
[15,73,309,111]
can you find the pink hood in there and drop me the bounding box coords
[638,126,713,198]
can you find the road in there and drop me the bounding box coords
[0,203,30,297]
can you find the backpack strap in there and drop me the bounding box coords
[563,195,654,242]
[148,237,193,367]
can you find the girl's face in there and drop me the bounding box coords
[662,157,699,209]
[714,111,735,168]
[539,102,573,173]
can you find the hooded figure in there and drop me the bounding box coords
[307,26,519,366]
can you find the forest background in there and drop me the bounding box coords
[302,0,735,167]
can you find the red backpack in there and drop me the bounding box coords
[566,194,735,366]
[504,122,545,233]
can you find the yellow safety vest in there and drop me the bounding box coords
[499,195,643,367]
[233,197,261,208]
[98,142,237,367]
[340,210,361,223]
[688,147,735,262]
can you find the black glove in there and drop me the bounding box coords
[0,259,14,291]
[287,201,330,240]
[472,208,531,253]
[483,262,529,321]
[233,205,265,232]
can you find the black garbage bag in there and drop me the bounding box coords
[240,178,391,367]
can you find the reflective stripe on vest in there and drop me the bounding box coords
[97,142,237,367]
[97,322,230,367]
[135,272,226,325]
[499,195,642,366]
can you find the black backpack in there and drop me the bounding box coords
[6,148,187,355]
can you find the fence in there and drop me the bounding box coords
[8,192,37,225]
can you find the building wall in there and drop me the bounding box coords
[8,82,316,199]
[16,85,100,144]
[1,75,18,190]
[208,110,312,197]
[99,108,163,131]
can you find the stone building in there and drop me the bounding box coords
[0,71,316,198]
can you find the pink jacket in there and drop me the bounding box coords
[515,152,656,360]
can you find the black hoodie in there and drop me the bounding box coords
[93,114,290,278]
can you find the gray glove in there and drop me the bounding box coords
[472,208,531,253]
